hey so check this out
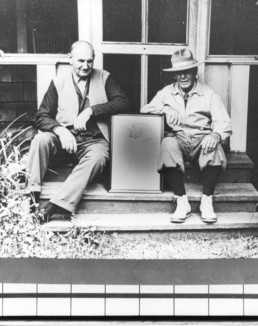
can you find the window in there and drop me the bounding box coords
[0,0,78,54]
[210,0,258,56]
[101,0,188,108]
[103,0,187,44]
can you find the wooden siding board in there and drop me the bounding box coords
[0,102,37,122]
[23,83,37,101]
[0,66,12,82]
[11,65,24,82]
[0,108,16,121]
[22,66,37,83]
[230,65,250,152]
[204,64,230,114]
[0,83,23,102]
[11,65,36,82]
[37,65,56,106]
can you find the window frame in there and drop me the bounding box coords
[91,0,191,107]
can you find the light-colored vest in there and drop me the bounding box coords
[53,68,110,142]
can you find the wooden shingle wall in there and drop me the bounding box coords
[0,65,37,132]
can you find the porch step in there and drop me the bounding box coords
[43,152,254,184]
[41,182,258,214]
[44,212,258,232]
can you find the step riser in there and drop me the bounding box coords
[183,169,251,184]
[66,200,257,214]
[41,180,258,215]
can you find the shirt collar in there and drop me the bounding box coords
[72,72,88,84]
[171,80,204,96]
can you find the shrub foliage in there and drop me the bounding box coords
[0,118,104,258]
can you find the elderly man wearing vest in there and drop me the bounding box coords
[141,48,232,224]
[26,41,130,223]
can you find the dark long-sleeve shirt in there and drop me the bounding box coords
[35,74,130,133]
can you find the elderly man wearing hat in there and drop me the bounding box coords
[141,48,232,224]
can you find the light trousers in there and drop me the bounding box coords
[158,133,227,173]
[26,132,109,212]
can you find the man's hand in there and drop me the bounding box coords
[54,126,77,154]
[201,132,221,154]
[163,106,182,126]
[73,107,93,131]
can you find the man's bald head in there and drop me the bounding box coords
[69,41,95,79]
[70,41,95,58]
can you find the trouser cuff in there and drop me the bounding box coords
[50,199,74,213]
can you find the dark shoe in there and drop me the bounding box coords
[36,201,56,224]
[37,202,71,224]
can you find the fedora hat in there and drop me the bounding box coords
[163,48,202,72]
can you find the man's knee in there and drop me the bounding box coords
[160,136,180,154]
[158,136,184,172]
[91,152,109,170]
[84,144,109,171]
[31,132,56,149]
[198,144,227,170]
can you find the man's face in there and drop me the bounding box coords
[175,68,197,93]
[70,44,94,79]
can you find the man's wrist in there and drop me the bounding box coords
[213,132,221,142]
[86,107,93,116]
[162,105,169,114]
[53,126,65,136]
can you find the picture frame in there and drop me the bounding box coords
[110,114,164,193]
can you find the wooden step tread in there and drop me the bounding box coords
[41,182,258,202]
[44,212,258,232]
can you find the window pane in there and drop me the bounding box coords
[148,55,172,102]
[0,0,17,52]
[210,0,258,55]
[148,0,188,44]
[104,54,141,112]
[103,0,141,42]
[0,0,78,54]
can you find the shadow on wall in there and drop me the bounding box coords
[247,65,258,190]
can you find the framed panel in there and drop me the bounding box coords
[110,114,163,193]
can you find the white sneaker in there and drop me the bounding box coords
[200,195,217,223]
[170,195,191,223]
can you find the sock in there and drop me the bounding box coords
[203,165,221,196]
[164,167,186,196]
